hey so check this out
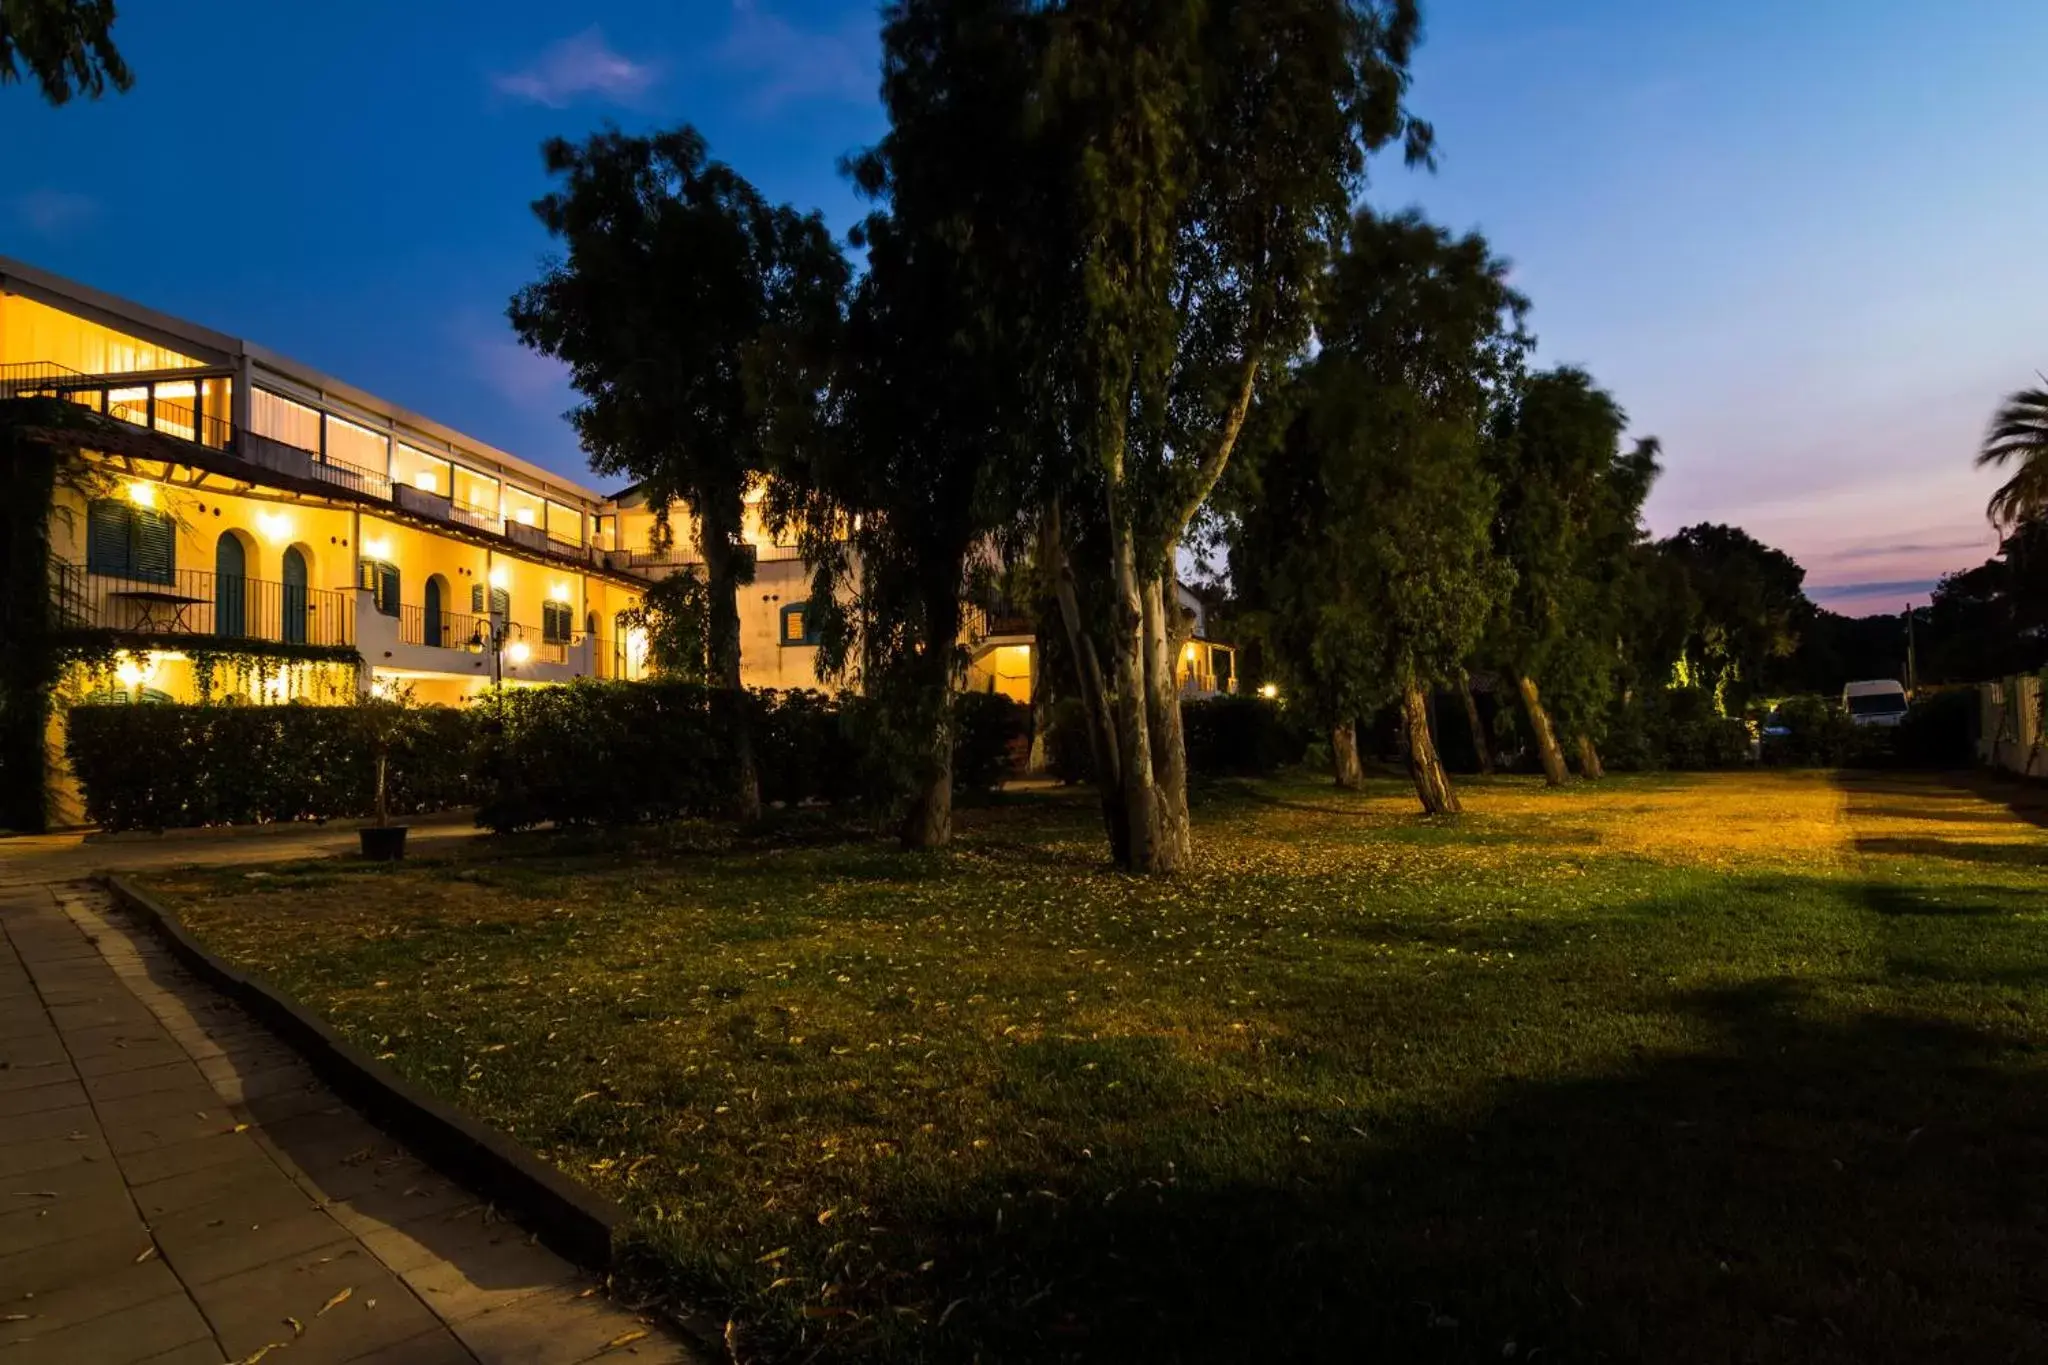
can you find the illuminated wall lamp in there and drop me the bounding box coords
[505,640,532,666]
[256,511,293,544]
[124,480,156,509]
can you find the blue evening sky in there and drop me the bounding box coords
[6,0,2044,613]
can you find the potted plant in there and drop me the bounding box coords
[357,682,420,859]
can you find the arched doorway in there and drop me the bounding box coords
[213,531,249,638]
[424,574,448,647]
[281,545,309,644]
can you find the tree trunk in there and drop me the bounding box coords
[1403,677,1460,815]
[1458,669,1494,775]
[1331,721,1363,788]
[700,505,762,821]
[1577,734,1605,780]
[900,588,963,850]
[1516,672,1569,788]
[1044,499,1128,865]
[1142,572,1191,870]
[1107,511,1161,873]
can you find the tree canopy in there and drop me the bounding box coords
[2,0,128,105]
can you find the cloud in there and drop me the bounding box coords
[12,189,96,238]
[492,29,660,109]
[1829,538,1989,561]
[719,0,874,111]
[462,327,572,413]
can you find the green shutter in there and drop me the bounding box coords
[471,583,485,614]
[133,510,175,585]
[87,501,129,575]
[377,564,400,618]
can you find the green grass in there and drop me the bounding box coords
[141,770,2048,1363]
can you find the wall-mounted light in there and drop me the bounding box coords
[114,652,156,689]
[363,536,393,562]
[548,582,571,603]
[125,481,157,509]
[256,511,293,544]
[1259,682,1280,701]
[412,471,438,493]
[487,565,509,590]
[505,640,532,666]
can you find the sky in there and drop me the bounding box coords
[5,0,2044,616]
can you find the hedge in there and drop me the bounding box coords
[1045,694,1307,782]
[67,702,474,831]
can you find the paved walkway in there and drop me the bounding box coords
[0,875,696,1365]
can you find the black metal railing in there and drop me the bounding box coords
[397,604,487,650]
[3,361,237,450]
[308,459,392,501]
[448,499,502,533]
[51,561,353,647]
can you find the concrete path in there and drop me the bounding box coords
[0,877,696,1365]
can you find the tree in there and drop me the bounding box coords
[1540,433,1661,778]
[618,567,710,682]
[510,127,848,820]
[788,0,1049,849]
[1034,0,1433,870]
[1977,385,2048,530]
[2,0,128,105]
[1484,367,1631,786]
[1231,209,1523,813]
[1658,522,1807,711]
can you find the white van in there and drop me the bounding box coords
[1842,679,1909,728]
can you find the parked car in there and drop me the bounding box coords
[1842,679,1909,728]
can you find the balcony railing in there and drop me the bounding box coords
[3,361,234,450]
[394,605,584,666]
[51,561,353,647]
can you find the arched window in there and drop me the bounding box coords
[213,531,249,638]
[423,575,448,647]
[281,546,309,644]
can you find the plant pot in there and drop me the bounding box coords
[359,824,409,860]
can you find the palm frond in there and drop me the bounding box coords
[1976,385,2048,527]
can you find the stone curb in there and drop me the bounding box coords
[100,873,622,1270]
[83,807,481,844]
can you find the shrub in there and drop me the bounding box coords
[1181,695,1307,776]
[1893,688,1977,768]
[66,701,473,831]
[1758,694,1862,767]
[953,692,1028,794]
[1604,687,1752,771]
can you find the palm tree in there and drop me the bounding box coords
[1978,385,2048,528]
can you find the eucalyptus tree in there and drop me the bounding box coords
[784,0,1052,849]
[1231,209,1522,814]
[1034,0,1434,870]
[510,127,848,820]
[1484,367,1631,786]
[3,0,128,104]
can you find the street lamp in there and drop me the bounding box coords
[467,620,527,688]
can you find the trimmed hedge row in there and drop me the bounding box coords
[67,684,1033,833]
[67,704,475,831]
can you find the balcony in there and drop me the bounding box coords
[51,561,354,648]
[362,598,594,680]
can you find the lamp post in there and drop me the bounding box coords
[467,620,530,689]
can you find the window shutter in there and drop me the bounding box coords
[86,501,129,575]
[471,583,485,614]
[491,588,510,619]
[133,510,175,586]
[377,564,400,618]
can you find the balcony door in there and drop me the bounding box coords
[213,532,248,638]
[281,546,308,644]
[423,575,445,647]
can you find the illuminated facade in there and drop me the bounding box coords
[3,256,1233,822]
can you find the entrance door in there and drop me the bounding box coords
[213,533,247,637]
[281,546,309,644]
[423,575,444,647]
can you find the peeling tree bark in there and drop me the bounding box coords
[1516,672,1570,787]
[900,587,963,851]
[1332,721,1363,788]
[700,516,762,822]
[1403,677,1460,815]
[1458,669,1494,775]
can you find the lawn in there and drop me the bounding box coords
[139,770,2048,1363]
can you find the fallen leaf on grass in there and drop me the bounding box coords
[757,1246,790,1264]
[231,1123,251,1134]
[285,1316,304,1336]
[317,1287,353,1316]
[604,1328,649,1350]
